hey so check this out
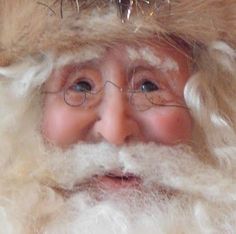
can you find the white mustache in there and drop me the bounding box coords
[35,142,236,203]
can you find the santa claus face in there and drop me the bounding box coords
[40,42,192,192]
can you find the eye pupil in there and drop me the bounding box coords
[141,81,158,92]
[73,81,92,92]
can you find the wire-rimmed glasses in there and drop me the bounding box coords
[43,80,188,112]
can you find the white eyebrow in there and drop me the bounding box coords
[54,46,105,68]
[126,46,179,72]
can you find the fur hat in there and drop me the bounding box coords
[0,0,236,66]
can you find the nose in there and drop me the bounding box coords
[93,84,140,146]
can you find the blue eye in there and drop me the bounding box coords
[72,81,92,92]
[141,81,159,92]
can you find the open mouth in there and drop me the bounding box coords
[50,171,179,201]
[105,172,139,181]
[94,171,142,190]
[51,171,142,198]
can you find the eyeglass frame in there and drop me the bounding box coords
[42,79,189,112]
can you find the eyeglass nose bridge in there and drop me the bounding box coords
[101,80,147,111]
[102,80,125,93]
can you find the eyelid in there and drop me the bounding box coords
[130,68,163,90]
[64,67,102,91]
[67,77,95,91]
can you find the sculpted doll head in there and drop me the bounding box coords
[0,1,236,234]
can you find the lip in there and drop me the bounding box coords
[93,171,141,191]
[50,173,179,201]
[51,171,142,198]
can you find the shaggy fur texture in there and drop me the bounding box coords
[0,0,236,65]
[0,1,236,234]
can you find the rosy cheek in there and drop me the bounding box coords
[141,109,193,144]
[42,108,74,146]
[41,100,80,146]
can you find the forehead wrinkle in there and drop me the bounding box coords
[126,46,179,72]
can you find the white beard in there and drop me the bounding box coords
[1,139,236,234]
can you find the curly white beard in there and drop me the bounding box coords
[1,139,236,234]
